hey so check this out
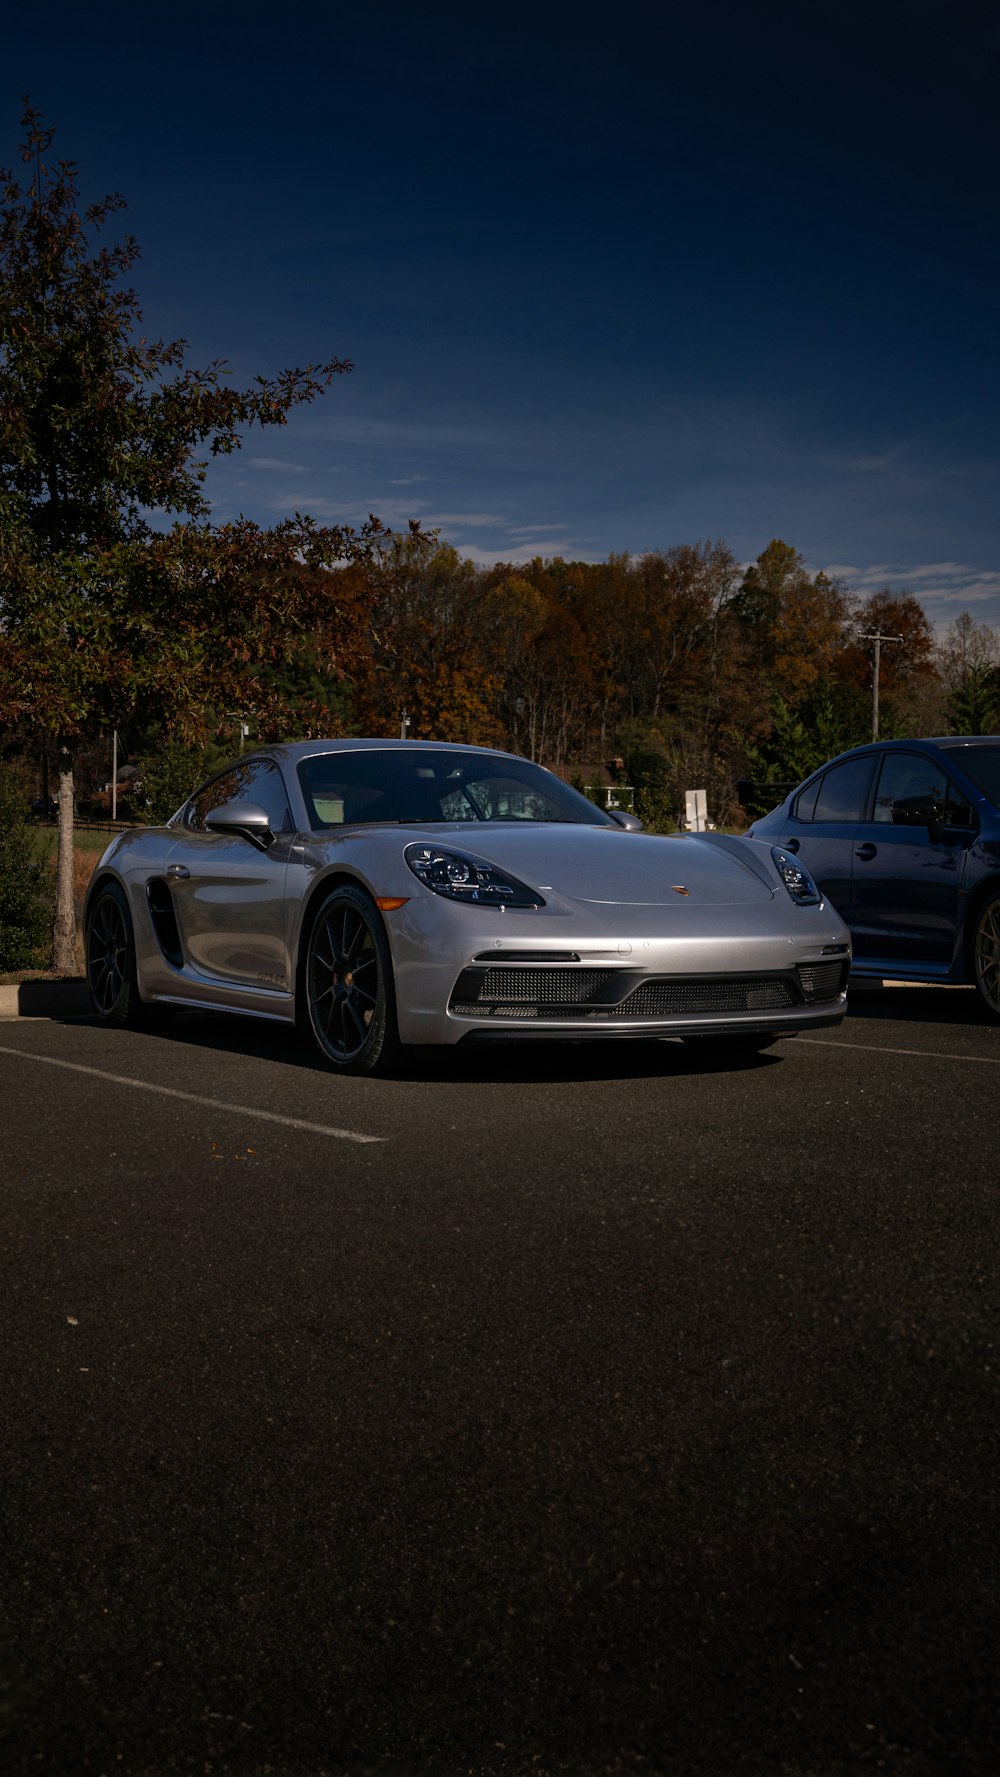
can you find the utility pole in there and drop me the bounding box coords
[862,632,904,740]
[400,708,411,740]
[111,730,118,822]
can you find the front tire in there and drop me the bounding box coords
[85,881,164,1027]
[303,885,401,1074]
[971,892,1000,1023]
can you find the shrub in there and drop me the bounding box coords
[0,769,51,969]
[634,784,679,834]
[138,739,229,825]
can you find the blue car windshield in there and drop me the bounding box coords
[297,749,616,829]
[942,743,1000,807]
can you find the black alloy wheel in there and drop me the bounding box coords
[304,884,400,1074]
[85,880,163,1026]
[971,892,1000,1022]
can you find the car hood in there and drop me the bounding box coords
[392,824,776,907]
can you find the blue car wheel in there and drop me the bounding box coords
[972,892,1000,1022]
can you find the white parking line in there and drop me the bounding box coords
[798,1036,1000,1066]
[0,1043,384,1143]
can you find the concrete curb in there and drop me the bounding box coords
[0,980,91,1020]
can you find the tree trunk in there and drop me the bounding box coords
[52,742,78,974]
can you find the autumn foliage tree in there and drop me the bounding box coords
[350,532,508,744]
[0,104,378,968]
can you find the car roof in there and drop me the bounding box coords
[933,736,1000,750]
[259,738,530,768]
[798,736,1000,776]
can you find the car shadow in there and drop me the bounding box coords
[68,1008,786,1085]
[400,1038,785,1087]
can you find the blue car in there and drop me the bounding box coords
[747,736,1000,1020]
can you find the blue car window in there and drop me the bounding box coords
[794,779,821,821]
[813,756,874,822]
[944,782,977,828]
[940,743,1000,807]
[873,754,949,824]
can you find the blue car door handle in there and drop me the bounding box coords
[855,843,878,862]
[780,837,800,853]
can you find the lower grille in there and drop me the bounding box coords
[479,967,616,1003]
[450,967,803,1019]
[797,961,847,1001]
[618,979,795,1016]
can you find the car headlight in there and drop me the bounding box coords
[771,846,822,906]
[404,843,545,908]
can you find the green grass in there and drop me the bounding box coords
[34,827,120,858]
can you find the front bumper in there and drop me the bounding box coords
[386,896,851,1045]
[454,1000,847,1042]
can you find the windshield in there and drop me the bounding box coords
[941,743,1000,807]
[297,748,615,829]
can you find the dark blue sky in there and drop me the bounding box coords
[5,0,1000,629]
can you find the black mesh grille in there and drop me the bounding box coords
[797,961,845,1001]
[617,978,795,1016]
[479,967,616,1003]
[451,967,801,1019]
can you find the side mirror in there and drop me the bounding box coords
[608,809,644,831]
[204,800,275,848]
[891,796,940,826]
[891,796,944,842]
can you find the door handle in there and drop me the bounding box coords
[854,843,877,862]
[780,837,800,853]
[165,863,190,880]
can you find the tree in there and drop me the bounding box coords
[937,612,1000,735]
[838,589,940,737]
[947,666,1000,735]
[0,104,377,969]
[351,533,507,744]
[937,611,1000,690]
[0,765,50,969]
[729,540,853,702]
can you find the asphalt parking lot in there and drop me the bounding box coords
[3,988,999,1777]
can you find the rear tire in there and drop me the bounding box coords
[85,881,167,1027]
[303,884,401,1075]
[971,892,1000,1023]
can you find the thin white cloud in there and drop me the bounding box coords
[507,524,571,537]
[453,540,597,568]
[389,474,429,485]
[243,492,432,528]
[248,456,308,472]
[424,511,507,528]
[820,560,1000,636]
[305,414,529,453]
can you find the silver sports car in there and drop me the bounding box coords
[84,739,851,1071]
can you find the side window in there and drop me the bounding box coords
[186,760,291,833]
[813,756,875,823]
[873,754,949,825]
[439,786,479,820]
[460,775,559,819]
[794,779,821,822]
[943,780,977,829]
[241,760,293,834]
[187,769,242,831]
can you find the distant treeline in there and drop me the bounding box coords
[323,532,999,823]
[6,533,999,831]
